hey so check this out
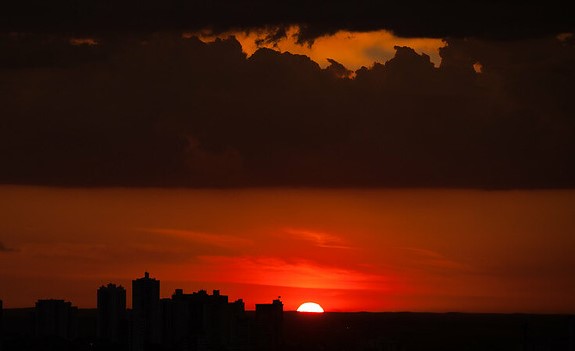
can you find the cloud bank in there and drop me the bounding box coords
[2,0,573,41]
[1,33,574,188]
[0,241,17,253]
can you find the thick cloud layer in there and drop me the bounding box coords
[0,241,16,253]
[1,0,574,41]
[1,33,574,188]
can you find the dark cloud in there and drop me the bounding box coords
[0,33,574,188]
[0,241,17,253]
[1,1,573,41]
[325,59,353,79]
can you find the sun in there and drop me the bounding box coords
[297,302,325,313]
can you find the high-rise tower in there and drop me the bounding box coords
[33,299,78,340]
[131,272,160,351]
[255,298,283,351]
[0,299,3,351]
[97,283,127,343]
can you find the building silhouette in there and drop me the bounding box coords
[160,288,249,351]
[131,272,161,351]
[569,315,575,351]
[3,286,575,351]
[228,298,250,351]
[0,299,3,351]
[33,299,78,340]
[255,298,283,351]
[97,283,127,343]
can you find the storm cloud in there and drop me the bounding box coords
[1,33,574,188]
[1,0,573,41]
[0,241,17,253]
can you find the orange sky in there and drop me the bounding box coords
[194,27,445,69]
[1,186,574,313]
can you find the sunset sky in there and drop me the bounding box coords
[1,1,574,312]
[1,187,575,312]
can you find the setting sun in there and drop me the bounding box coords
[297,302,325,313]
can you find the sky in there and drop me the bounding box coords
[1,186,575,312]
[1,1,575,312]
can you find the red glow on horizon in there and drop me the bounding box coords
[1,187,575,313]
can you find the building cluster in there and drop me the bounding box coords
[0,299,3,351]
[33,299,78,340]
[126,272,261,351]
[1,273,283,351]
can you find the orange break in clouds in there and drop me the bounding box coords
[69,38,98,46]
[473,62,483,73]
[192,26,446,70]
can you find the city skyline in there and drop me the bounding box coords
[1,0,575,317]
[1,187,575,313]
[1,272,285,351]
[0,271,308,312]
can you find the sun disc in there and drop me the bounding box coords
[297,302,324,313]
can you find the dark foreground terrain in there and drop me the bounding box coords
[2,308,574,350]
[283,311,575,351]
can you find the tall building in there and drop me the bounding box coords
[97,283,127,343]
[569,315,575,351]
[228,298,250,351]
[255,298,283,351]
[33,299,78,340]
[159,297,174,347]
[132,272,160,351]
[160,289,248,351]
[0,299,3,351]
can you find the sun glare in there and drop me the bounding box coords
[297,302,325,313]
